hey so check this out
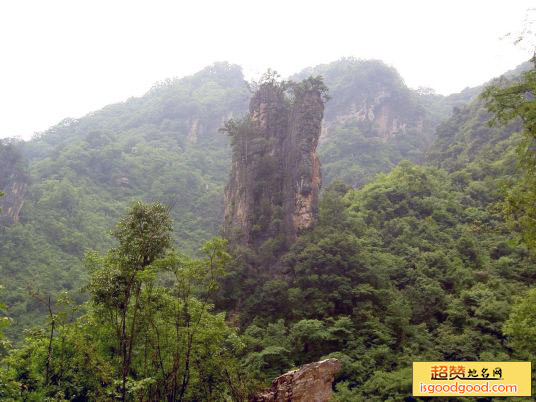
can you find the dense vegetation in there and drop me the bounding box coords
[1,56,536,401]
[0,202,259,400]
[295,58,463,187]
[1,58,458,337]
[219,61,536,400]
[0,63,249,336]
[230,159,534,400]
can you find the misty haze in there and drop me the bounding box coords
[1,1,536,401]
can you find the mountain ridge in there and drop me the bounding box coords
[0,57,528,338]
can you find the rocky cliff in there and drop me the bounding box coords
[0,176,27,224]
[0,141,28,225]
[223,76,327,251]
[252,359,341,402]
[320,92,424,144]
[290,58,440,187]
[293,59,427,145]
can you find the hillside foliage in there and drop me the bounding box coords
[1,58,536,400]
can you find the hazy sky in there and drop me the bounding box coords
[0,1,534,140]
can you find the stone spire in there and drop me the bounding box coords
[223,76,326,252]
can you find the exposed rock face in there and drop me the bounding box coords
[295,59,428,147]
[1,176,28,224]
[187,118,201,144]
[320,97,424,144]
[252,359,341,402]
[0,141,29,225]
[223,78,326,249]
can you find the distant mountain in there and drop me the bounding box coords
[295,58,448,186]
[428,62,532,173]
[0,58,525,337]
[218,61,536,400]
[0,62,250,335]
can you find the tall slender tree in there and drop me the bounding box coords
[87,201,172,401]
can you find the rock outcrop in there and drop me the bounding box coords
[320,96,424,144]
[0,141,28,225]
[252,359,341,402]
[295,59,427,146]
[0,178,27,224]
[223,76,327,250]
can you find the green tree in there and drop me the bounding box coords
[1,202,252,401]
[503,289,536,359]
[87,201,173,401]
[503,288,536,358]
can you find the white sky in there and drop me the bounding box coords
[0,0,534,140]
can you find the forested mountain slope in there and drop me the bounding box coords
[294,59,437,186]
[0,58,521,340]
[305,58,532,187]
[0,62,250,335]
[230,161,534,400]
[222,64,536,401]
[0,56,534,400]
